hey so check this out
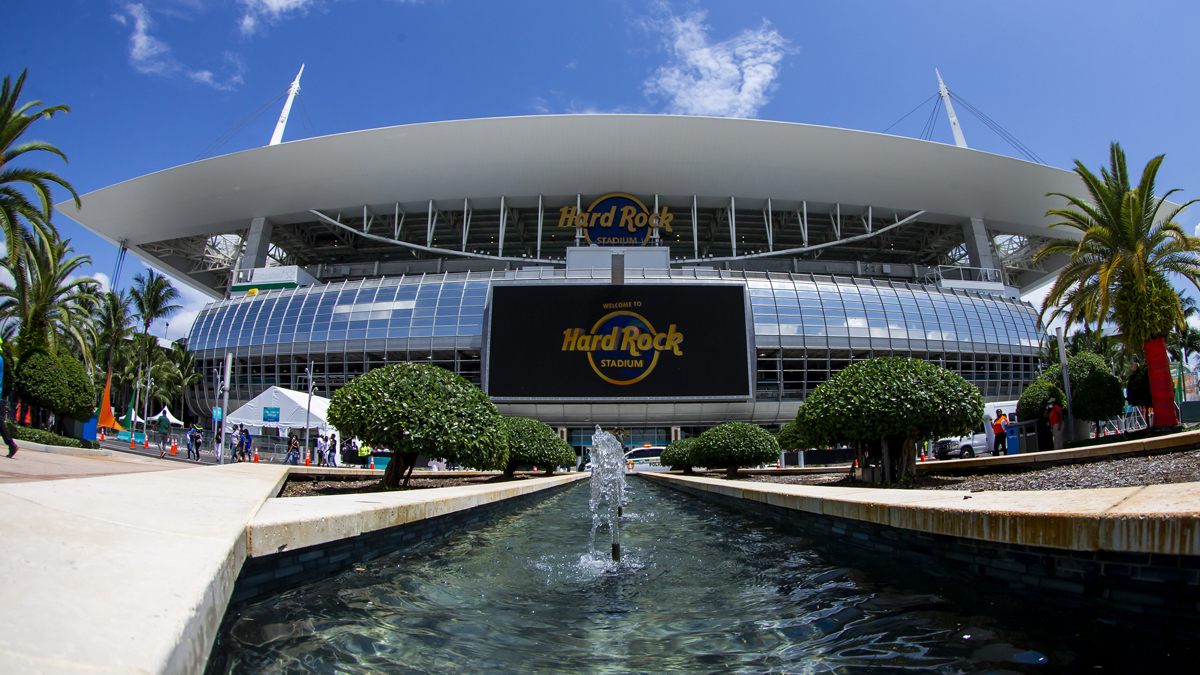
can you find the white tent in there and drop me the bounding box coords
[226,386,332,431]
[151,407,184,426]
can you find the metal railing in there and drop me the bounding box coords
[921,265,1004,285]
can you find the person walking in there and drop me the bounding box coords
[156,413,171,459]
[991,408,1009,456]
[0,339,19,458]
[185,426,196,461]
[286,434,300,465]
[328,434,338,467]
[1048,398,1065,450]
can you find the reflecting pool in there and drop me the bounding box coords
[213,480,1195,673]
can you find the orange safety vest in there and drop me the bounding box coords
[1048,405,1062,426]
[992,414,1008,435]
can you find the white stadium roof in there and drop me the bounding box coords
[58,114,1086,298]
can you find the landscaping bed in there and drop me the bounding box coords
[279,474,537,497]
[745,448,1200,492]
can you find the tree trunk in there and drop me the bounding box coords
[725,464,740,479]
[880,437,891,484]
[852,441,864,481]
[503,460,518,478]
[1145,337,1178,426]
[899,434,918,482]
[382,452,418,489]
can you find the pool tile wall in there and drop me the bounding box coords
[649,476,1200,626]
[233,479,580,605]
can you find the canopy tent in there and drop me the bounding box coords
[152,407,184,426]
[226,386,332,431]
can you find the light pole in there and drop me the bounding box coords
[221,353,232,464]
[303,361,315,465]
[211,366,224,463]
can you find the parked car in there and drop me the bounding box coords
[933,400,1019,460]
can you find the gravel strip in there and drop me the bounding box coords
[745,449,1200,491]
[280,475,531,497]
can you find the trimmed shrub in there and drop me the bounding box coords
[660,437,698,473]
[1017,379,1066,422]
[501,416,575,476]
[776,419,809,451]
[327,363,508,488]
[15,351,95,429]
[1126,367,1153,407]
[1072,369,1126,423]
[5,422,99,449]
[793,357,982,482]
[1040,353,1123,422]
[692,422,779,479]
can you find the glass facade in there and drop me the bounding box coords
[186,268,1042,431]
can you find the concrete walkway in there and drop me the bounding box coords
[0,447,184,483]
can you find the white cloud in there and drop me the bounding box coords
[566,60,578,69]
[92,272,112,293]
[239,0,421,36]
[188,53,247,91]
[642,7,791,118]
[117,6,246,90]
[531,96,550,114]
[123,3,179,75]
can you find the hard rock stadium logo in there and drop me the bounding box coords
[561,305,684,385]
[557,193,673,246]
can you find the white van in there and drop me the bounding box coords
[932,400,1019,460]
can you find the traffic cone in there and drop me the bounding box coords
[369,455,375,470]
[253,447,259,463]
[99,428,105,441]
[130,438,136,450]
[170,437,178,455]
[305,449,311,467]
[143,436,150,449]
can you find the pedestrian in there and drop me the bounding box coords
[991,408,1009,456]
[328,434,338,467]
[1048,398,1065,450]
[0,338,19,458]
[286,434,300,465]
[186,426,196,461]
[157,413,171,459]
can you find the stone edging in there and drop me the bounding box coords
[13,438,111,456]
[643,473,1200,623]
[918,427,1200,473]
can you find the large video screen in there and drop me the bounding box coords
[486,284,751,400]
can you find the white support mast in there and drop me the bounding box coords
[935,68,968,149]
[268,64,305,146]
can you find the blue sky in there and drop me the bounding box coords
[5,0,1200,339]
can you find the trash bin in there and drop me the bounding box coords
[1006,426,1020,455]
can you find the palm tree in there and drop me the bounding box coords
[0,69,79,262]
[167,342,201,423]
[93,289,136,374]
[0,230,96,365]
[130,270,181,433]
[1035,142,1200,427]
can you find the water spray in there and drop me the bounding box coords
[589,425,626,562]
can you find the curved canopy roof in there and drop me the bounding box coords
[58,114,1085,297]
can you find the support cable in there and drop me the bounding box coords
[948,91,1045,164]
[192,87,289,161]
[920,97,943,140]
[300,92,353,131]
[882,93,938,134]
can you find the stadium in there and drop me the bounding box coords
[61,112,1083,449]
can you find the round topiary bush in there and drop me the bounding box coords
[1072,369,1125,423]
[793,357,982,483]
[776,419,809,451]
[15,351,95,431]
[327,363,508,488]
[1017,379,1066,422]
[1040,352,1108,393]
[1126,367,1153,407]
[660,437,698,473]
[692,422,779,479]
[501,416,575,476]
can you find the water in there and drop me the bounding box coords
[214,480,1195,673]
[589,426,626,560]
